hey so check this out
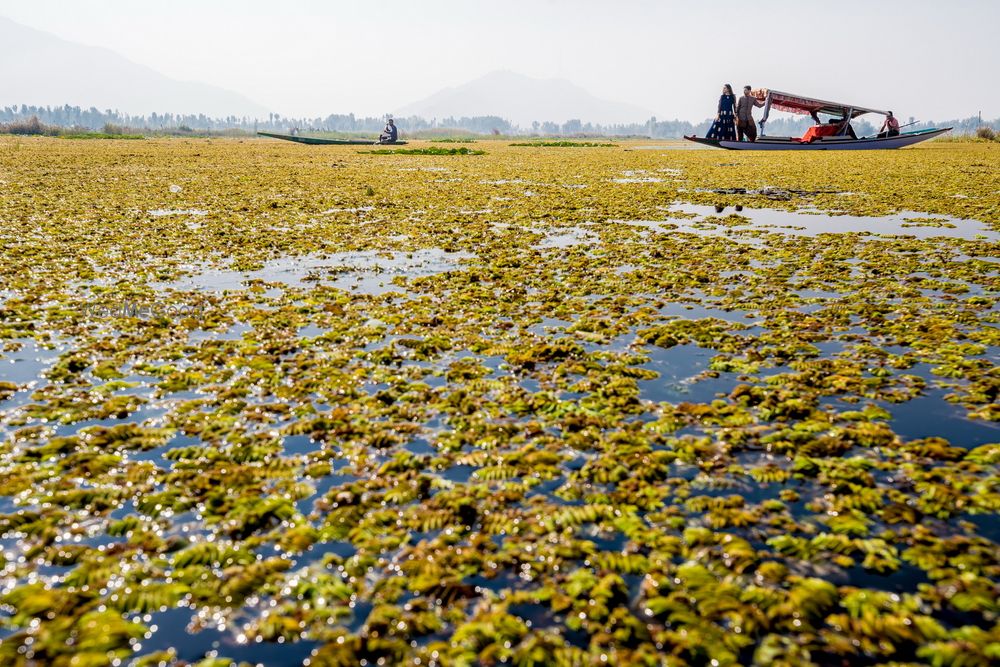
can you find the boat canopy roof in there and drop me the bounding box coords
[752,88,889,118]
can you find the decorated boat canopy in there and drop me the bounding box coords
[685,86,948,148]
[751,88,889,119]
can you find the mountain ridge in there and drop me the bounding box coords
[397,70,654,127]
[0,16,269,118]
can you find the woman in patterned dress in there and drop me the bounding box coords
[706,84,738,141]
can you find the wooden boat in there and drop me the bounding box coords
[685,89,950,150]
[257,131,408,146]
[686,127,950,151]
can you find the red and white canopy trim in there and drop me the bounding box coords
[754,88,889,123]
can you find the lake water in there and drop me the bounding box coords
[0,200,996,665]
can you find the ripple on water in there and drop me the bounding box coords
[152,248,476,295]
[533,225,599,249]
[134,605,320,665]
[883,388,1000,448]
[147,209,208,217]
[650,203,1000,240]
[638,342,731,404]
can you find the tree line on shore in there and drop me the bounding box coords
[1,104,996,138]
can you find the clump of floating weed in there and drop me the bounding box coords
[357,146,485,155]
[509,140,617,147]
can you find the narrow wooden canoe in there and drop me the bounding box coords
[257,132,408,145]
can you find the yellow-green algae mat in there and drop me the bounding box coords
[0,136,997,666]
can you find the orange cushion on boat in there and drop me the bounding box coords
[801,125,840,142]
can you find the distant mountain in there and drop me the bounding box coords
[0,16,269,119]
[397,70,653,127]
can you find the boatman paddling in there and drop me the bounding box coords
[379,118,398,144]
[736,86,764,142]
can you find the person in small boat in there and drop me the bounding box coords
[379,118,398,144]
[878,111,901,138]
[735,86,764,142]
[706,84,738,141]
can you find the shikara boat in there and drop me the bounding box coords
[685,89,950,150]
[257,131,408,146]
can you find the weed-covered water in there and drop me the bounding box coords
[0,137,997,666]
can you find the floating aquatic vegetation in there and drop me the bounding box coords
[0,137,997,666]
[509,141,618,148]
[357,147,485,155]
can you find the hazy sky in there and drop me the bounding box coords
[2,0,997,122]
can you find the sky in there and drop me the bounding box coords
[1,0,997,122]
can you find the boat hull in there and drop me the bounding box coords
[257,132,408,145]
[684,128,950,150]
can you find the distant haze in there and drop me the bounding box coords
[0,0,997,123]
[0,17,267,118]
[398,71,654,126]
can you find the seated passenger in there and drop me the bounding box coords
[826,117,858,139]
[378,119,398,144]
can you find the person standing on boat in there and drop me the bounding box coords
[705,84,738,141]
[878,111,901,138]
[735,85,764,141]
[379,118,398,144]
